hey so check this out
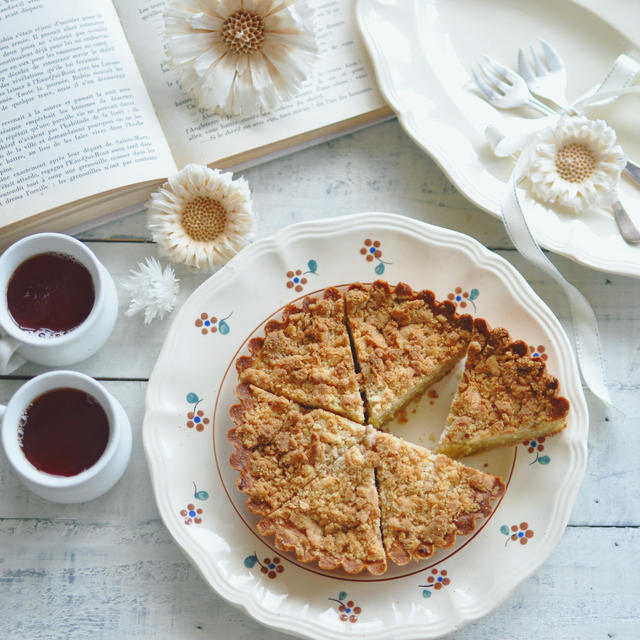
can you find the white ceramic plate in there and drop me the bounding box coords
[143,212,588,639]
[357,0,640,277]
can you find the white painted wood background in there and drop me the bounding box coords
[1,118,639,639]
[2,0,640,633]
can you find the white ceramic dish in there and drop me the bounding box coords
[357,0,640,277]
[143,212,588,639]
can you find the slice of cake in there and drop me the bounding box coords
[436,319,570,459]
[375,431,505,565]
[236,287,364,423]
[345,281,473,427]
[257,445,387,575]
[228,384,374,516]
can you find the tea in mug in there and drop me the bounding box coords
[6,252,95,337]
[19,388,109,476]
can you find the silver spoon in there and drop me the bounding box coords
[612,200,640,244]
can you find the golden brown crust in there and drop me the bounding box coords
[256,446,387,575]
[236,288,364,423]
[374,431,505,565]
[345,281,472,426]
[228,384,370,516]
[436,318,570,458]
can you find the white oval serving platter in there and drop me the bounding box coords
[357,0,640,277]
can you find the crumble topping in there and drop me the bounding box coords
[228,384,371,516]
[228,282,568,574]
[345,281,472,426]
[375,432,505,565]
[236,287,364,423]
[437,319,570,458]
[257,446,387,575]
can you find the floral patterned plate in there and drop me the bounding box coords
[143,212,588,639]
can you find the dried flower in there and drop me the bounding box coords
[146,164,254,270]
[122,258,180,324]
[526,116,626,212]
[164,0,318,115]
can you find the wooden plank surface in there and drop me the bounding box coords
[1,521,638,640]
[1,110,639,640]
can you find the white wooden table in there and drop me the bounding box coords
[1,117,639,638]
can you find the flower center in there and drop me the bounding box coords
[555,143,595,183]
[222,10,265,55]
[181,196,227,242]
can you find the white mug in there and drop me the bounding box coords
[0,370,132,503]
[0,233,118,373]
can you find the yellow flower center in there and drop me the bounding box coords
[222,10,265,55]
[181,197,227,242]
[555,143,596,183]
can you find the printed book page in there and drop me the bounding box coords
[113,0,388,168]
[0,0,176,228]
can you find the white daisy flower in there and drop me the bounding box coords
[122,258,180,324]
[164,0,318,115]
[526,116,626,213]
[146,164,255,270]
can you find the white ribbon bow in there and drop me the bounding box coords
[490,55,640,418]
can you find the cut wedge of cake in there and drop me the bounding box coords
[436,319,570,459]
[374,431,505,565]
[228,383,375,516]
[345,281,473,427]
[236,287,364,423]
[257,444,387,575]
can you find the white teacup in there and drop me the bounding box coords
[0,370,132,503]
[0,233,118,373]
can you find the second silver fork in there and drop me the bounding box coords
[517,39,576,113]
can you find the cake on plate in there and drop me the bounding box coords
[436,319,570,459]
[227,281,569,574]
[345,281,472,427]
[374,431,505,565]
[235,287,364,423]
[257,444,387,575]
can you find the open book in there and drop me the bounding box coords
[0,0,391,247]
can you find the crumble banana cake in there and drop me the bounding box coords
[228,281,569,574]
[235,287,364,423]
[436,319,570,459]
[257,445,387,575]
[345,281,473,427]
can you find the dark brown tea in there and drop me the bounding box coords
[19,388,109,476]
[7,252,95,337]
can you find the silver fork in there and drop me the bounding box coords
[518,39,576,113]
[472,55,556,116]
